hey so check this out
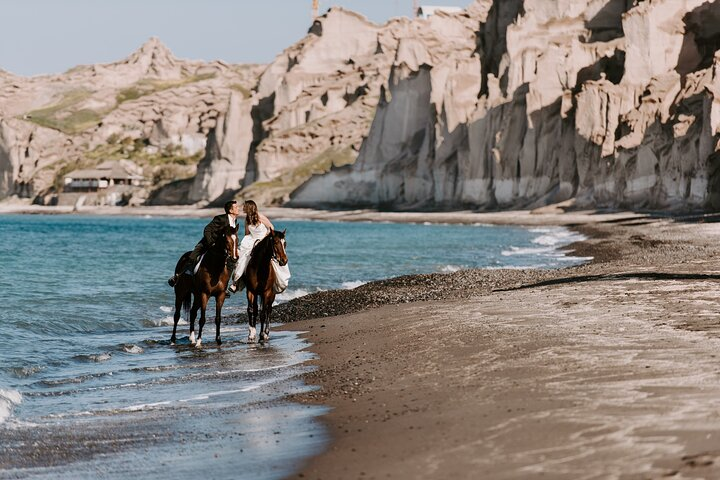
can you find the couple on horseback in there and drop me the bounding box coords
[168,199,289,346]
[167,199,275,294]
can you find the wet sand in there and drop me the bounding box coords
[280,213,720,479]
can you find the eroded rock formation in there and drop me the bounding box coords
[292,0,720,211]
[0,38,261,203]
[6,1,720,211]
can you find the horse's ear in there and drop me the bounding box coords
[282,229,287,236]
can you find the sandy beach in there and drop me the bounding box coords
[275,212,720,479]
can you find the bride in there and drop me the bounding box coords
[227,200,276,293]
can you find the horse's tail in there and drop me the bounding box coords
[182,291,191,321]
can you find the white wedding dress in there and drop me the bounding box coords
[231,223,290,293]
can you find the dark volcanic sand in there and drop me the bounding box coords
[273,212,720,479]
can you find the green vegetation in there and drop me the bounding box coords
[24,89,104,134]
[239,146,356,205]
[51,138,203,193]
[85,138,203,167]
[24,72,219,135]
[115,73,217,105]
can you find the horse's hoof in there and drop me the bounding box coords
[195,338,202,348]
[189,332,196,345]
[247,336,256,343]
[170,341,176,346]
[170,337,176,345]
[260,333,269,344]
[216,338,222,346]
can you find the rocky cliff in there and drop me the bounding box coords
[6,1,720,212]
[0,38,262,203]
[291,0,720,211]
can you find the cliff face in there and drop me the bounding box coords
[291,0,720,211]
[6,1,720,211]
[0,38,261,203]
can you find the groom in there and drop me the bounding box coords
[168,200,241,287]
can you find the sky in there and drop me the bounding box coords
[0,0,470,76]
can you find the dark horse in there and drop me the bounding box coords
[170,225,239,347]
[243,229,288,344]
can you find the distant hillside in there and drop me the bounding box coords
[0,37,261,204]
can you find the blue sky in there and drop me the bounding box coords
[0,0,469,76]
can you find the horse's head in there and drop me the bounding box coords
[224,225,239,261]
[271,229,288,266]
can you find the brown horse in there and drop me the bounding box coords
[170,225,239,347]
[243,229,288,344]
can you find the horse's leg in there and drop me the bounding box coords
[189,296,200,345]
[247,291,257,342]
[260,293,274,344]
[215,293,226,345]
[170,290,183,345]
[196,293,209,348]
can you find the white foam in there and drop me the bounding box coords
[501,246,555,256]
[439,265,464,273]
[122,345,144,354]
[146,316,186,327]
[0,389,22,424]
[531,228,586,247]
[123,384,265,412]
[277,288,320,302]
[341,280,366,289]
[159,306,172,313]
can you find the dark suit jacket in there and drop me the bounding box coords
[201,214,235,247]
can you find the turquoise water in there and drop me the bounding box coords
[0,214,587,478]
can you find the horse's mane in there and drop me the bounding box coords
[249,232,273,262]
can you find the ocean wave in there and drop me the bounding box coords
[341,280,366,289]
[439,265,465,273]
[73,352,112,363]
[531,228,587,246]
[277,288,317,302]
[501,246,555,256]
[159,306,173,313]
[0,389,22,425]
[121,344,144,354]
[3,365,43,379]
[143,315,186,328]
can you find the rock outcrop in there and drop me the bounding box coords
[291,0,720,211]
[6,1,720,212]
[0,38,261,203]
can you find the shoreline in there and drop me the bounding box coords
[279,211,720,479]
[0,201,646,227]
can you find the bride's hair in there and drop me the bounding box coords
[244,200,259,226]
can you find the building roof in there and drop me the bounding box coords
[65,160,144,180]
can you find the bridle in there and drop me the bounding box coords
[209,232,238,269]
[270,232,287,265]
[226,233,239,268]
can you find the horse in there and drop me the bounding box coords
[243,229,288,344]
[170,225,239,347]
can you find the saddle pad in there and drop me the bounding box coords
[194,254,205,275]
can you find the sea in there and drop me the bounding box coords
[0,214,589,478]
